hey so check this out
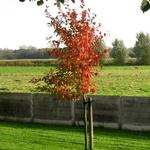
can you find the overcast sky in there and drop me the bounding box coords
[0,0,149,49]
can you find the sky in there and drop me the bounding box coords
[0,0,149,49]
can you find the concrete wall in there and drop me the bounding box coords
[0,93,150,131]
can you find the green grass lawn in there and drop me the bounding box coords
[0,121,150,150]
[0,65,150,96]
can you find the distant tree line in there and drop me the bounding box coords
[0,46,50,59]
[95,32,150,65]
[0,32,150,65]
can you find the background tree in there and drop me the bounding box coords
[110,39,128,65]
[0,47,50,60]
[128,47,136,58]
[94,39,108,64]
[0,48,16,59]
[134,32,150,65]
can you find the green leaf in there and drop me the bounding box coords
[59,0,65,4]
[37,0,44,6]
[19,0,26,2]
[141,0,150,12]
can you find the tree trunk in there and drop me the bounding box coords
[83,95,88,150]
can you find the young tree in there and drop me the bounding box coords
[95,39,108,64]
[34,1,106,100]
[110,39,128,65]
[32,0,107,149]
[134,32,150,65]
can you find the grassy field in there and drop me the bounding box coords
[0,121,150,150]
[0,59,58,66]
[0,66,149,96]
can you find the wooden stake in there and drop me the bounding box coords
[88,97,93,150]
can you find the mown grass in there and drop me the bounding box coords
[0,66,149,96]
[0,121,150,150]
[0,66,48,93]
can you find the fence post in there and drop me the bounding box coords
[88,97,94,150]
[71,101,75,125]
[118,97,123,129]
[30,94,34,122]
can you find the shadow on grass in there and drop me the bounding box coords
[0,120,82,133]
[1,120,150,150]
[1,121,150,138]
[94,126,150,141]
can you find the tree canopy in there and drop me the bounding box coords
[134,32,150,64]
[110,39,128,64]
[32,0,106,100]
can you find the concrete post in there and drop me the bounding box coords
[30,94,34,122]
[118,97,123,129]
[71,101,75,125]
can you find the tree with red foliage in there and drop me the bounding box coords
[34,0,106,100]
[33,0,107,149]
